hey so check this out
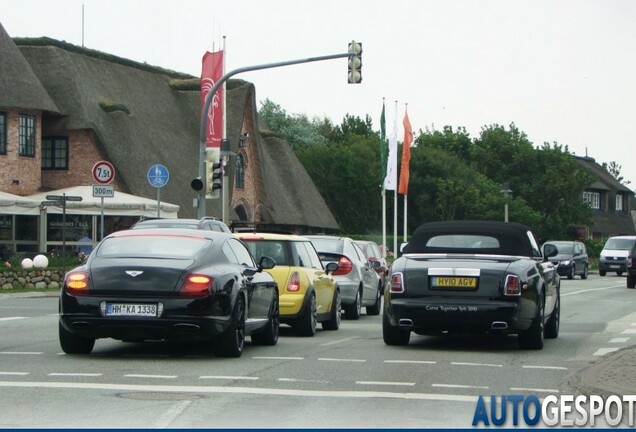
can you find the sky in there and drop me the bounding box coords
[2,0,635,188]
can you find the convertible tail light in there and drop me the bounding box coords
[503,275,522,296]
[65,271,90,295]
[332,257,353,276]
[390,272,404,293]
[180,274,212,297]
[287,272,301,292]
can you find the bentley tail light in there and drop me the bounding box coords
[390,273,404,293]
[180,274,212,297]
[287,272,301,292]
[332,257,353,276]
[504,275,521,296]
[65,271,90,295]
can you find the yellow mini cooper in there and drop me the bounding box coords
[239,233,341,336]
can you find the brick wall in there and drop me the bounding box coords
[0,109,42,195]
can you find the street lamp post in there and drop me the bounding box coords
[500,182,512,223]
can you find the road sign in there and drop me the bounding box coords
[92,184,114,198]
[147,164,169,188]
[92,161,115,184]
[46,194,83,202]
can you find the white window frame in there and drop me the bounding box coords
[583,191,600,209]
[616,194,623,211]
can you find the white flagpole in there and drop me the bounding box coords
[382,188,386,257]
[393,100,398,256]
[404,197,408,242]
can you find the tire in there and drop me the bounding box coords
[322,289,341,331]
[545,292,560,339]
[366,286,381,316]
[617,271,623,277]
[599,270,606,277]
[251,293,279,346]
[581,265,588,280]
[214,295,246,358]
[296,292,317,336]
[518,295,545,350]
[344,288,362,320]
[627,275,636,289]
[59,321,95,354]
[567,266,574,280]
[382,313,410,346]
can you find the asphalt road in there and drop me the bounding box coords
[0,273,634,428]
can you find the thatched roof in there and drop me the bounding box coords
[10,35,338,231]
[0,24,58,113]
[575,156,633,193]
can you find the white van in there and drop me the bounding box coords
[599,235,636,276]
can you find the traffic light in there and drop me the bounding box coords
[348,41,362,84]
[191,177,203,192]
[209,162,222,193]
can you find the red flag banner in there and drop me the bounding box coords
[201,50,224,149]
[398,110,412,195]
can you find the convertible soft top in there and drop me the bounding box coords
[403,220,537,257]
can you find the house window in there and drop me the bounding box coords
[235,152,245,189]
[19,114,36,157]
[0,112,6,155]
[616,194,623,211]
[42,137,68,169]
[583,191,600,209]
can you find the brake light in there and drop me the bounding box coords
[390,273,404,293]
[180,274,212,297]
[65,271,90,295]
[332,257,353,276]
[504,275,522,296]
[287,272,301,292]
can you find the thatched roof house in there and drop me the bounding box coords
[1,23,338,234]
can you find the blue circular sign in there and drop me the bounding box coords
[147,164,169,188]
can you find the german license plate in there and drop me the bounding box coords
[431,276,477,289]
[106,303,157,317]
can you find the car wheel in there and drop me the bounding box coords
[581,265,588,280]
[518,295,545,350]
[59,321,95,354]
[567,266,574,280]
[627,275,636,289]
[344,288,362,320]
[366,287,381,316]
[214,295,246,357]
[251,293,279,346]
[322,289,341,330]
[296,292,317,336]
[544,292,560,339]
[617,271,623,276]
[599,270,606,277]
[382,313,410,346]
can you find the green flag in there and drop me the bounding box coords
[380,101,388,187]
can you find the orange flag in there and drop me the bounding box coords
[398,109,412,195]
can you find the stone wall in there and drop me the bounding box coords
[0,269,63,290]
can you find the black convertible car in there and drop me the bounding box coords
[383,221,560,350]
[59,229,279,357]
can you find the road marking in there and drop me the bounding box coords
[320,337,358,347]
[609,337,629,343]
[124,374,177,379]
[432,383,489,390]
[199,376,259,380]
[0,372,29,375]
[252,356,304,360]
[522,365,568,370]
[451,362,502,368]
[47,373,103,377]
[0,317,28,321]
[510,387,559,393]
[154,400,191,428]
[561,285,623,296]
[318,358,366,363]
[622,328,636,334]
[0,351,42,355]
[593,348,620,356]
[0,380,480,402]
[278,378,330,384]
[384,360,436,364]
[356,381,415,386]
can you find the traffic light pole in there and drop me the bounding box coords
[197,51,352,219]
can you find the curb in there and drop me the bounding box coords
[569,345,636,398]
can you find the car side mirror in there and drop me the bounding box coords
[543,244,558,259]
[325,261,338,274]
[369,259,381,268]
[258,255,276,271]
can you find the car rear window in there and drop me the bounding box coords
[243,240,292,266]
[426,235,500,249]
[96,233,210,258]
[310,238,344,254]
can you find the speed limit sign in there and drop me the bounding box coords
[92,161,115,184]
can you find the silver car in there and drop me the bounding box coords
[307,235,381,319]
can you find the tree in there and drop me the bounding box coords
[602,161,631,185]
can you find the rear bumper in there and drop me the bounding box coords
[385,297,533,335]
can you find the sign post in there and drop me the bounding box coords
[42,193,83,268]
[92,161,115,239]
[147,164,169,218]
